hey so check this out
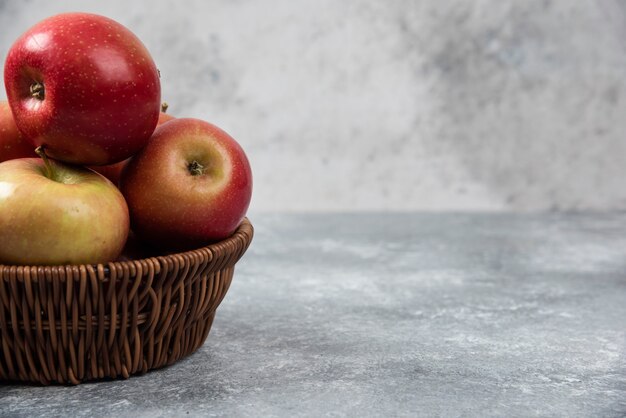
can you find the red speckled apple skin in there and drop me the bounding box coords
[120,118,253,250]
[4,12,161,165]
[0,101,37,162]
[90,111,176,184]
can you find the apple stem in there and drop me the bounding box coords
[188,160,205,176]
[161,102,169,113]
[35,146,54,179]
[30,82,45,100]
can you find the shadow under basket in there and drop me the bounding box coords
[0,218,253,385]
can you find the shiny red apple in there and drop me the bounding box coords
[0,100,36,162]
[91,104,175,184]
[0,150,129,265]
[120,118,252,250]
[4,12,161,165]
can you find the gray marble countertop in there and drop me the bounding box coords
[1,213,625,417]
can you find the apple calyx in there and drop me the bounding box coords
[161,102,169,113]
[35,146,55,179]
[30,82,45,100]
[188,160,205,176]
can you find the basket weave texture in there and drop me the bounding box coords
[0,218,253,385]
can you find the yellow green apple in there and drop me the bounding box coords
[0,149,129,265]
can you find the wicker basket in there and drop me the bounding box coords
[0,218,253,385]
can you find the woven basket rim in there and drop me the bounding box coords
[0,217,253,274]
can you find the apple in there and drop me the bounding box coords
[90,103,175,184]
[158,111,175,126]
[89,159,128,185]
[0,100,36,162]
[120,118,252,250]
[0,148,129,265]
[4,12,161,166]
[158,102,175,125]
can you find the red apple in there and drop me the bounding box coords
[0,100,36,162]
[120,118,252,249]
[0,151,129,265]
[158,102,175,125]
[90,159,128,185]
[4,12,161,165]
[91,105,175,184]
[158,111,175,126]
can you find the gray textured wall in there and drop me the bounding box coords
[1,0,626,212]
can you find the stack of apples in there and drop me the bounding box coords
[0,13,252,266]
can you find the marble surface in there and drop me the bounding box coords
[2,2,626,211]
[1,213,625,417]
